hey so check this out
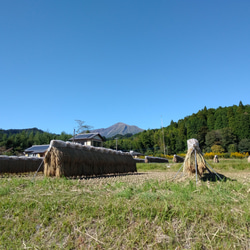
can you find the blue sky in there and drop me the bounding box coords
[1,0,249,134]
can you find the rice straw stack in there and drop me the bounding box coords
[183,139,206,176]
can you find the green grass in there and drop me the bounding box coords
[136,162,176,172]
[137,157,250,172]
[207,158,250,171]
[0,160,249,249]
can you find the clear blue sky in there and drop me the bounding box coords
[1,0,249,134]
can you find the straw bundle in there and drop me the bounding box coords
[213,155,219,163]
[248,156,250,163]
[183,139,206,176]
[0,155,43,174]
[173,154,184,163]
[133,158,145,163]
[44,140,137,177]
[145,156,169,163]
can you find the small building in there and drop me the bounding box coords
[24,145,49,157]
[69,133,104,147]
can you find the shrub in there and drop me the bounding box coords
[228,144,238,153]
[211,145,225,153]
[230,152,249,159]
[203,152,225,159]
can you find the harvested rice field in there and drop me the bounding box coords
[0,160,249,249]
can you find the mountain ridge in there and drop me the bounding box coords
[91,122,144,138]
[0,123,144,138]
[0,127,44,135]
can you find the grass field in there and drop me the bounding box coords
[0,159,249,249]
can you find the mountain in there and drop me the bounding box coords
[91,122,144,138]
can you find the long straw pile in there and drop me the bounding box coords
[183,139,206,176]
[173,154,184,163]
[0,156,43,174]
[44,140,137,177]
[145,156,169,163]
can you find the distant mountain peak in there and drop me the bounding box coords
[91,122,144,138]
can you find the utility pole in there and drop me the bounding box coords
[161,117,166,156]
[115,138,118,151]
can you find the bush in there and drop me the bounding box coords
[211,145,225,153]
[230,152,249,159]
[227,144,238,153]
[223,153,231,158]
[204,152,224,159]
[204,151,249,159]
[238,139,250,152]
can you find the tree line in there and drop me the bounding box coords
[1,102,250,156]
[104,102,250,155]
[0,129,72,155]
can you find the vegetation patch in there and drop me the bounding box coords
[0,160,249,249]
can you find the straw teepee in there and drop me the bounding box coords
[213,155,219,163]
[183,139,206,176]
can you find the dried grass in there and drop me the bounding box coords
[145,156,169,163]
[183,141,207,177]
[0,156,43,174]
[173,154,184,163]
[213,155,219,163]
[44,140,137,177]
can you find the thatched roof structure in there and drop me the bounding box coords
[44,140,137,177]
[145,156,169,163]
[183,139,206,176]
[173,154,184,163]
[0,156,43,174]
[133,158,145,163]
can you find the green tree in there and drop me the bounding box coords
[236,113,250,140]
[197,126,209,150]
[227,106,236,132]
[227,144,238,153]
[238,139,250,152]
[205,130,222,148]
[57,131,72,141]
[214,108,228,130]
[211,145,225,153]
[220,127,237,151]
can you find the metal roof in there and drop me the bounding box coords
[24,145,49,154]
[69,133,103,141]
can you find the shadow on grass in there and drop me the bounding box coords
[201,172,236,182]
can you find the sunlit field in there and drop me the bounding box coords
[0,159,249,249]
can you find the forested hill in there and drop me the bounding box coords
[1,102,250,155]
[0,128,44,136]
[104,102,250,155]
[0,129,72,155]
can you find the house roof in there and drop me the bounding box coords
[69,133,104,141]
[24,145,50,154]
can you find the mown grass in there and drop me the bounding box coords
[137,157,250,172]
[0,160,249,249]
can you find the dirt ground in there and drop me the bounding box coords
[75,170,250,186]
